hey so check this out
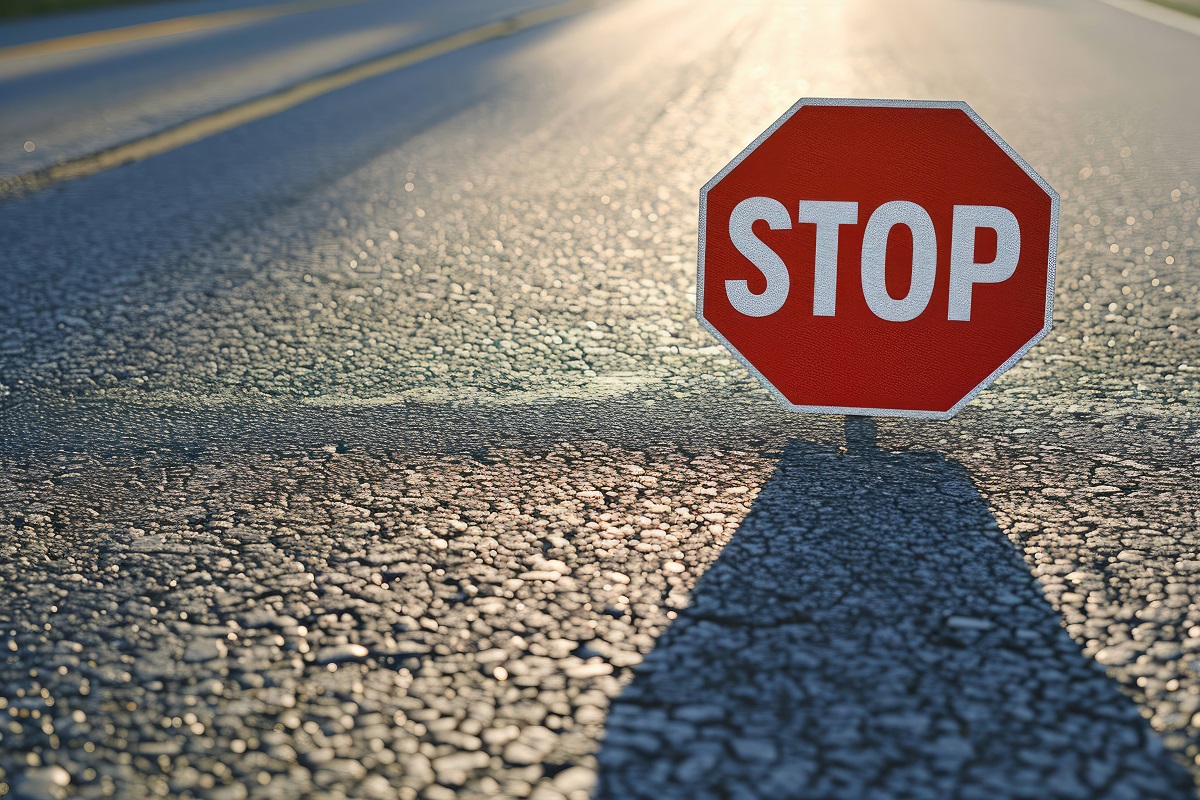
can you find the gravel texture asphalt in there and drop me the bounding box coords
[2,0,1200,797]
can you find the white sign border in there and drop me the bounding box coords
[696,97,1060,421]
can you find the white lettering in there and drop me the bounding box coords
[726,196,792,317]
[860,201,938,322]
[948,205,1020,321]
[798,200,859,316]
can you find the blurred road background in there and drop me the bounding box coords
[1,0,1199,797]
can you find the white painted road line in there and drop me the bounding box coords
[1095,0,1200,36]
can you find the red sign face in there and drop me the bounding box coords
[698,99,1058,419]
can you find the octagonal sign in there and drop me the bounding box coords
[698,98,1058,419]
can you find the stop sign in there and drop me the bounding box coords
[698,99,1058,419]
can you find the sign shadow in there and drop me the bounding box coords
[596,418,1193,799]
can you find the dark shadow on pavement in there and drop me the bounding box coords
[595,418,1194,800]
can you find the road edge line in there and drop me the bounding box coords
[1094,0,1200,37]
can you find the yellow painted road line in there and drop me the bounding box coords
[0,0,371,63]
[0,0,600,201]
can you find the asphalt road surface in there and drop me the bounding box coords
[2,0,1200,797]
